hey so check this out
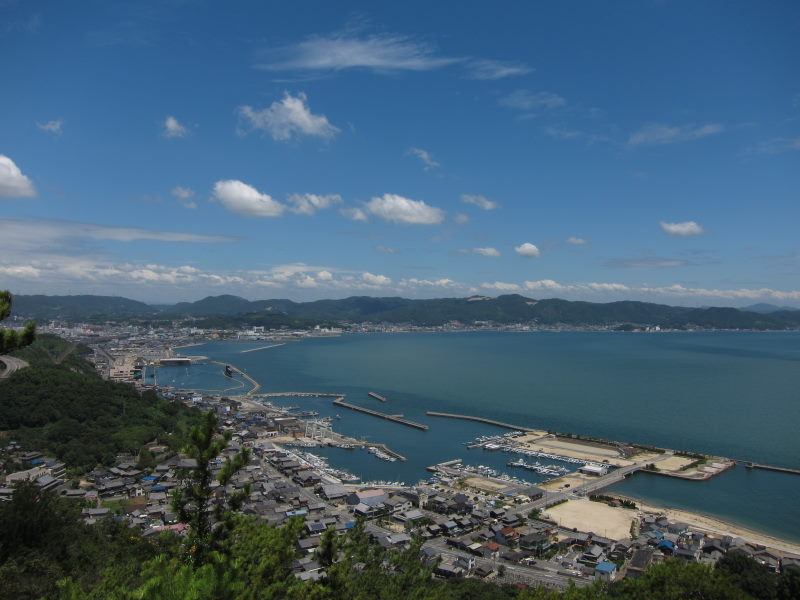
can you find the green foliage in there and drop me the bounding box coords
[0,290,36,355]
[0,481,165,600]
[715,550,777,600]
[609,559,753,599]
[171,410,251,568]
[0,335,198,471]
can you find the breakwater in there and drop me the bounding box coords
[334,398,429,430]
[240,343,286,354]
[368,392,387,402]
[426,411,537,432]
[212,361,260,395]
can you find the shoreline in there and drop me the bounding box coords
[611,494,800,555]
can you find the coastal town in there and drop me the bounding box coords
[2,319,800,591]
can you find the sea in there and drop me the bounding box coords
[149,331,800,543]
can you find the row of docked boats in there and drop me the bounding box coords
[506,458,569,477]
[368,446,397,462]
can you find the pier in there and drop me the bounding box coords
[334,398,429,430]
[212,361,260,396]
[240,343,286,354]
[368,392,387,402]
[738,461,800,476]
[426,411,537,432]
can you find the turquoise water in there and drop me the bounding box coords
[156,331,800,542]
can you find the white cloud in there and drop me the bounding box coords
[364,193,445,225]
[340,206,368,222]
[171,186,194,199]
[362,271,391,286]
[514,242,540,258]
[211,180,286,217]
[481,281,521,292]
[37,120,63,135]
[0,155,36,198]
[473,247,500,257]
[467,59,532,80]
[258,31,459,73]
[171,187,197,209]
[407,147,439,170]
[454,213,470,225]
[288,193,342,215]
[375,245,396,254]
[461,194,498,211]
[316,270,333,281]
[748,137,800,155]
[163,115,188,138]
[566,237,587,245]
[400,277,458,288]
[660,221,705,236]
[238,92,339,141]
[0,218,235,256]
[499,90,565,111]
[628,123,724,146]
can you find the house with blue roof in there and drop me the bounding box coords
[595,561,618,582]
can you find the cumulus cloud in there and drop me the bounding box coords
[163,116,188,138]
[481,281,521,292]
[258,31,459,73]
[171,186,197,209]
[628,123,724,146]
[211,180,286,217]
[660,221,705,236]
[461,194,498,211]
[454,213,470,225]
[375,245,396,254]
[171,186,194,199]
[0,155,36,198]
[400,277,458,288]
[566,237,587,245]
[499,90,565,111]
[514,242,540,258]
[238,92,339,141]
[364,193,445,225]
[473,247,500,257]
[407,147,439,170]
[467,59,532,80]
[340,206,368,222]
[288,193,342,215]
[362,271,391,286]
[37,120,63,135]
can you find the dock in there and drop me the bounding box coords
[368,392,387,402]
[426,411,537,432]
[212,361,260,396]
[333,398,429,430]
[366,443,406,461]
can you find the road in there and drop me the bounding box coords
[509,451,676,518]
[0,355,29,378]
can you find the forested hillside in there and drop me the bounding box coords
[0,335,198,471]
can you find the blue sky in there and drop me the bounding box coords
[1,0,798,306]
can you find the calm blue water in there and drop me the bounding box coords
[155,331,800,542]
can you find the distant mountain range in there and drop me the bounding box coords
[9,293,800,330]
